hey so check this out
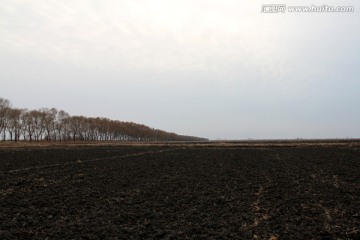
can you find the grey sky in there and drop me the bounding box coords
[1,0,359,139]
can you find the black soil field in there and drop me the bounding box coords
[0,143,359,239]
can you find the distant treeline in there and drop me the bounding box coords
[0,97,207,142]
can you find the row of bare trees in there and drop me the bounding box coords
[0,97,206,142]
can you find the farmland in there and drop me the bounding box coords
[0,141,360,239]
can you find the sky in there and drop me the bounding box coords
[1,0,359,140]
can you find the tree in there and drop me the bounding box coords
[69,116,84,142]
[0,98,11,141]
[28,110,45,141]
[41,108,58,141]
[55,110,70,142]
[7,108,23,142]
[19,109,29,141]
[0,97,208,142]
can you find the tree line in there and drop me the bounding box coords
[0,97,207,142]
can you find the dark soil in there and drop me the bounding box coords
[0,144,359,239]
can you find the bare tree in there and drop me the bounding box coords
[55,110,70,142]
[0,98,11,141]
[28,110,45,141]
[20,109,29,141]
[0,97,207,142]
[41,108,58,141]
[7,108,23,142]
[69,116,84,142]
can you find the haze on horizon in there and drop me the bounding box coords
[1,0,359,140]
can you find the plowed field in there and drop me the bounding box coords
[1,142,359,239]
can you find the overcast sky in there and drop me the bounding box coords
[1,0,359,140]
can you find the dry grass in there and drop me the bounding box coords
[0,139,359,149]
